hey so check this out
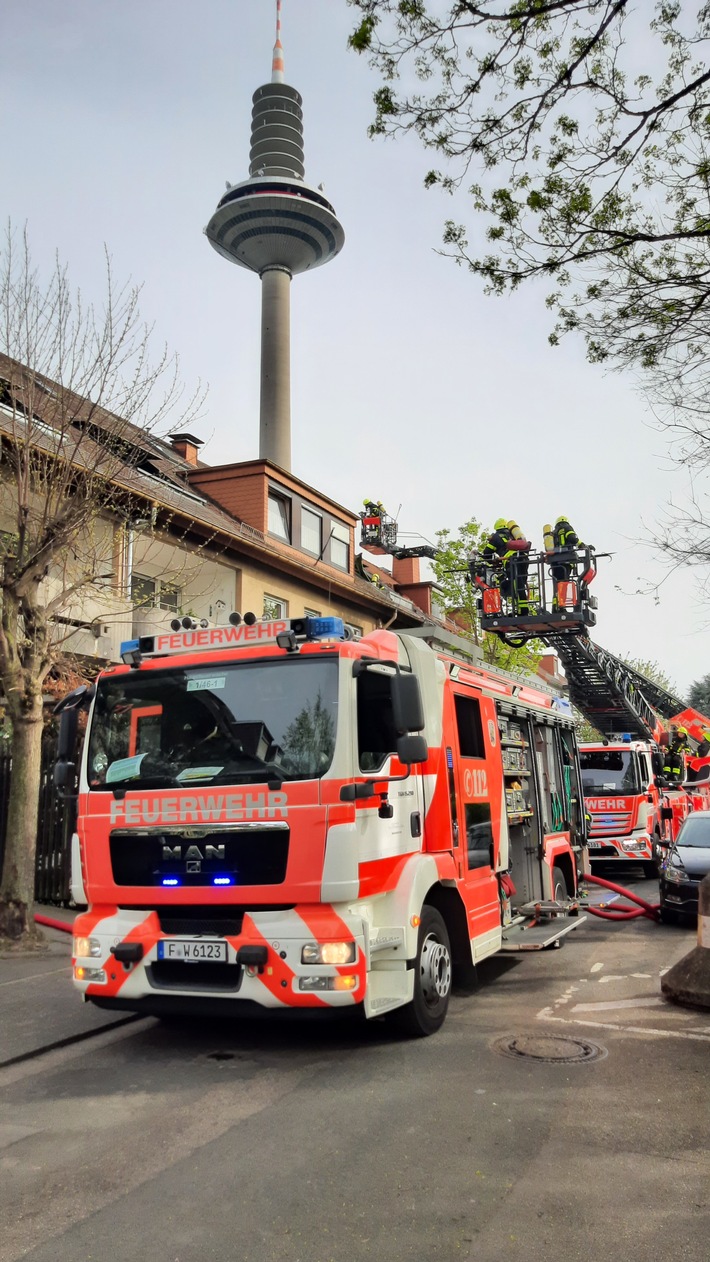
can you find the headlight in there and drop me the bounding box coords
[301,941,356,965]
[664,861,686,885]
[73,936,102,958]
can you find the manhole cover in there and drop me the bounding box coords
[493,1034,607,1064]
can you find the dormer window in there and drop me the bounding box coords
[268,492,291,542]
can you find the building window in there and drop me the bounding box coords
[304,607,321,618]
[268,493,291,542]
[301,506,322,555]
[330,523,349,571]
[159,581,181,613]
[131,574,156,608]
[264,594,288,620]
[131,574,181,612]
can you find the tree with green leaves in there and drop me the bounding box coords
[689,671,710,716]
[349,2,710,387]
[431,515,545,675]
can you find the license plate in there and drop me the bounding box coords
[158,939,228,962]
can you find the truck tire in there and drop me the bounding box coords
[552,866,569,901]
[393,907,452,1038]
[641,861,657,879]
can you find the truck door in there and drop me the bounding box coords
[451,692,501,953]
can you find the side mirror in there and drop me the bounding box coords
[53,760,76,790]
[57,706,79,761]
[390,673,424,734]
[660,805,674,821]
[396,734,428,766]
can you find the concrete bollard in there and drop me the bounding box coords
[661,873,710,1010]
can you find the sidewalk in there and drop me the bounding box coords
[0,907,128,1067]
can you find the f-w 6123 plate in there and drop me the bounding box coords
[157,939,228,962]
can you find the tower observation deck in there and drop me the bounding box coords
[205,0,345,471]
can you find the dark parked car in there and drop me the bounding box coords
[659,813,710,923]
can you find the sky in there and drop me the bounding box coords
[3,0,707,695]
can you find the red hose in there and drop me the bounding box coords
[581,872,660,923]
[35,913,73,934]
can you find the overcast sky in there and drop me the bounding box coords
[3,0,706,695]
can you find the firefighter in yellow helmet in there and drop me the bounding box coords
[544,516,583,605]
[482,519,530,612]
[663,726,691,783]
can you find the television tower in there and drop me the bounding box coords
[205,0,345,471]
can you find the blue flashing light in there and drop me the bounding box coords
[622,732,632,742]
[306,616,344,640]
[162,877,180,886]
[120,638,140,656]
[213,876,232,886]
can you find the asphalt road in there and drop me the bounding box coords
[2,872,708,1262]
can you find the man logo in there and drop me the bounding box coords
[162,844,226,862]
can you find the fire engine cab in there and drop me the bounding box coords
[57,615,587,1037]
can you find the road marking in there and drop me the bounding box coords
[630,973,652,979]
[590,962,604,973]
[537,1009,710,1042]
[571,997,664,1013]
[0,967,69,988]
[598,974,627,984]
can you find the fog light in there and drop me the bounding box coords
[73,936,101,958]
[301,941,356,965]
[299,975,330,991]
[332,975,357,992]
[74,966,107,984]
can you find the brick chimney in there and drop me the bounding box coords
[169,433,203,467]
[392,555,421,586]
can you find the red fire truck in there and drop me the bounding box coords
[580,738,685,875]
[57,615,587,1036]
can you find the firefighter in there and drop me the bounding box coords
[482,519,530,612]
[362,499,385,519]
[663,727,690,783]
[544,516,583,604]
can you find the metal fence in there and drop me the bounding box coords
[0,737,73,905]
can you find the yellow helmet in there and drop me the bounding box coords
[494,518,507,530]
[556,515,568,525]
[677,726,688,736]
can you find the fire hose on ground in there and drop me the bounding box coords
[581,872,660,922]
[35,913,72,934]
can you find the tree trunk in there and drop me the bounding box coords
[0,707,44,940]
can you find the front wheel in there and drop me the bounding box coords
[393,907,452,1038]
[641,861,657,879]
[552,865,569,902]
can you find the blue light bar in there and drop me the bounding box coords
[622,733,632,742]
[305,616,344,639]
[213,876,232,886]
[162,877,180,886]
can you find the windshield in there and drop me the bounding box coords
[676,815,710,848]
[580,750,640,795]
[87,658,338,790]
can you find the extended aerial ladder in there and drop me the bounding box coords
[358,510,708,745]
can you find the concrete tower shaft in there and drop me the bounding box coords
[204,0,344,471]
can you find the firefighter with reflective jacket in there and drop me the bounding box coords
[663,726,691,783]
[482,518,530,612]
[544,516,582,586]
